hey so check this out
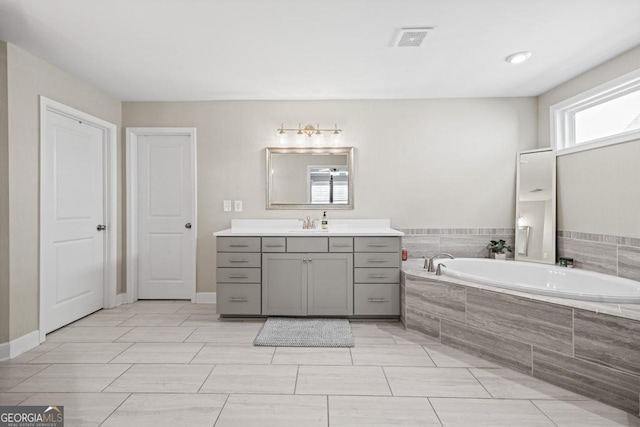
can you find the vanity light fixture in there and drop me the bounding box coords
[505,51,532,64]
[277,123,342,146]
[277,127,287,145]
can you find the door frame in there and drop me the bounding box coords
[126,127,197,303]
[39,96,119,343]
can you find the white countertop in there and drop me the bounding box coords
[213,219,404,237]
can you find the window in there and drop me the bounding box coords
[551,68,640,155]
[308,166,349,204]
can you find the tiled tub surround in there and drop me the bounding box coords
[400,228,515,260]
[557,230,640,281]
[401,259,640,416]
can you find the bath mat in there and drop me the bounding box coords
[253,317,354,347]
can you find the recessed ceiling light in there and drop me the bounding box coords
[505,51,532,64]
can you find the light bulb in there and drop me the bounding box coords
[277,131,287,146]
[331,132,341,146]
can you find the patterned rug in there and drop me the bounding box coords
[253,317,354,347]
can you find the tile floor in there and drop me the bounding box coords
[1,300,639,426]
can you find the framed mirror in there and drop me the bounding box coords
[266,147,355,210]
[515,148,556,264]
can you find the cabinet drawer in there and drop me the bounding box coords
[286,237,328,253]
[354,253,399,268]
[217,237,261,252]
[354,237,400,253]
[262,237,286,252]
[217,268,261,283]
[217,283,261,315]
[329,237,353,252]
[354,283,400,316]
[354,268,399,283]
[217,253,261,268]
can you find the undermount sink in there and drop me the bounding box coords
[287,228,328,233]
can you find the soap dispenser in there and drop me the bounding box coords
[321,211,328,230]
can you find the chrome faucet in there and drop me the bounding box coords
[435,263,446,276]
[299,216,319,230]
[424,253,455,272]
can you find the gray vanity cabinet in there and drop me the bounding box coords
[262,253,307,316]
[216,237,262,315]
[307,253,353,316]
[353,237,401,316]
[216,234,399,318]
[262,252,354,316]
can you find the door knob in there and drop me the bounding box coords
[96,224,106,231]
[185,223,192,229]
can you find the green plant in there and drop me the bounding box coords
[486,239,512,254]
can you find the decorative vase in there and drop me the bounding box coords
[494,253,507,260]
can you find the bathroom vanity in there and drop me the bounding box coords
[214,219,403,318]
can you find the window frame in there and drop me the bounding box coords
[551,68,640,156]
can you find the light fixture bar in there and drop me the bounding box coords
[277,123,342,137]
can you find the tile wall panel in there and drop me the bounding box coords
[556,238,617,275]
[533,347,640,416]
[466,288,573,355]
[574,309,640,377]
[406,279,466,323]
[441,320,532,374]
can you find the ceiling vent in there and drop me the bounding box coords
[394,27,433,47]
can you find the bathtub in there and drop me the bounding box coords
[432,258,640,303]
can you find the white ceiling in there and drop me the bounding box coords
[1,0,639,101]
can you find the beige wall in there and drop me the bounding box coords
[6,43,122,340]
[538,45,640,238]
[0,42,9,344]
[123,98,538,293]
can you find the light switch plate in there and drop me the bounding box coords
[234,200,243,212]
[223,200,231,212]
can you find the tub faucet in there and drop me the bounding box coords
[435,263,446,276]
[424,253,455,272]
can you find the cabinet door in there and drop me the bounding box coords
[307,253,354,316]
[262,253,307,316]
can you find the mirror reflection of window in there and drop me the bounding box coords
[308,166,349,204]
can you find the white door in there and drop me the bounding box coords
[42,111,105,333]
[137,134,194,300]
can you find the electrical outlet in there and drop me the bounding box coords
[223,200,232,212]
[234,200,243,212]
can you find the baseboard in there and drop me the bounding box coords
[6,330,40,359]
[114,292,128,306]
[0,340,9,361]
[196,292,217,304]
